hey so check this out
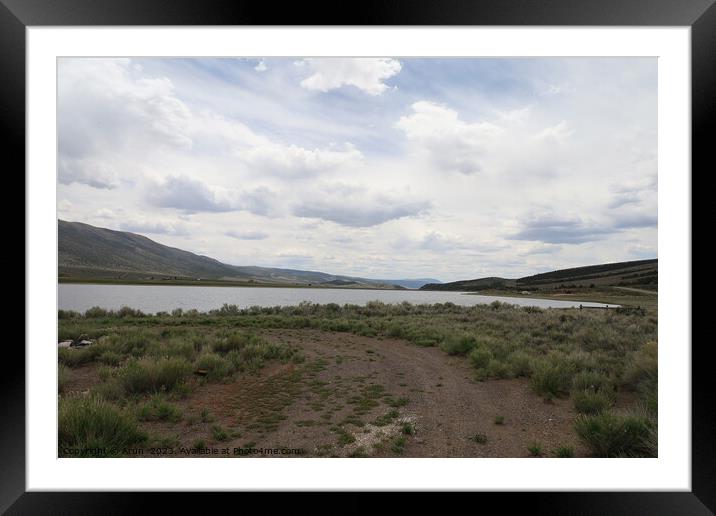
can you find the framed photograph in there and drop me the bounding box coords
[5,0,709,512]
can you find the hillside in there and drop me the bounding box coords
[420,259,657,292]
[58,220,417,288]
[373,278,442,289]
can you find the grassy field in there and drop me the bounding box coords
[471,286,658,312]
[57,300,657,458]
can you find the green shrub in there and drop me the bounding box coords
[575,411,655,457]
[572,370,614,394]
[98,351,121,367]
[506,351,533,377]
[211,424,229,441]
[92,379,126,401]
[622,341,658,411]
[486,359,513,379]
[473,368,488,381]
[58,346,99,367]
[386,324,406,339]
[137,395,182,422]
[200,407,215,423]
[58,396,145,456]
[391,436,407,454]
[84,306,109,318]
[216,303,242,316]
[530,359,575,399]
[117,306,145,318]
[554,446,575,458]
[440,335,478,355]
[348,447,369,458]
[401,422,415,435]
[469,433,488,444]
[98,365,115,382]
[641,417,658,457]
[212,332,259,354]
[373,409,400,427]
[118,357,192,394]
[106,333,151,358]
[414,337,439,347]
[336,427,356,446]
[58,364,72,393]
[528,442,543,457]
[225,339,294,372]
[147,339,196,362]
[150,433,179,448]
[573,390,613,414]
[195,352,234,381]
[641,384,658,416]
[469,347,492,369]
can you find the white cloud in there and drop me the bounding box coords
[57,57,657,280]
[533,121,573,144]
[95,208,116,219]
[510,212,613,244]
[239,187,280,217]
[146,176,233,212]
[146,176,279,216]
[395,101,503,174]
[606,176,657,225]
[58,157,121,189]
[299,58,401,95]
[225,230,269,240]
[235,143,363,178]
[392,231,471,253]
[59,58,192,157]
[58,199,73,212]
[293,184,430,227]
[58,58,363,192]
[608,191,641,209]
[120,218,190,236]
[254,60,267,72]
[58,59,193,189]
[495,106,532,125]
[533,79,575,96]
[510,205,657,245]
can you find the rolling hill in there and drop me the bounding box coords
[372,278,443,289]
[58,220,438,289]
[420,259,657,292]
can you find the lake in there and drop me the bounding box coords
[58,283,613,313]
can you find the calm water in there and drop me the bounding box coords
[58,284,612,313]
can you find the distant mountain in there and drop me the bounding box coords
[373,278,443,289]
[58,220,428,289]
[420,259,657,291]
[420,277,516,291]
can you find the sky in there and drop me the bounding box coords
[57,57,657,282]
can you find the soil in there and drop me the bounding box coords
[63,329,593,458]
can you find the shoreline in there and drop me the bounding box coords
[58,277,409,291]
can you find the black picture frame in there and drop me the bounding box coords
[3,0,709,513]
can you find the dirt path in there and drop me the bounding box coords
[138,329,586,458]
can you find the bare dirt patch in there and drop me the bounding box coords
[62,363,102,396]
[106,329,586,457]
